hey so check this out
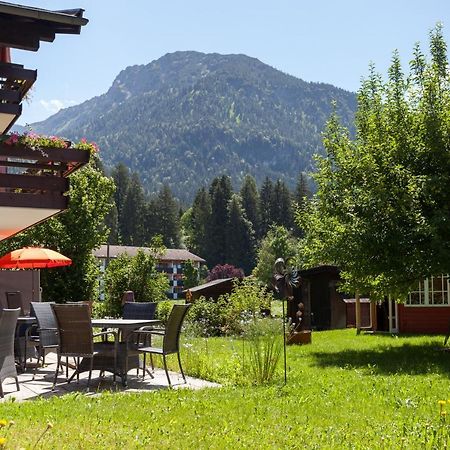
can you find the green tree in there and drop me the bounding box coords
[103,240,169,316]
[299,25,450,300]
[226,194,255,274]
[0,159,115,302]
[185,187,211,258]
[206,175,233,267]
[259,177,275,237]
[183,259,199,289]
[121,172,146,246]
[253,226,298,285]
[240,174,261,239]
[153,184,181,247]
[272,179,294,230]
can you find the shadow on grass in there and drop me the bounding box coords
[310,339,450,377]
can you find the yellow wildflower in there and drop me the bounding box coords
[442,411,448,416]
[0,437,6,447]
[0,420,7,427]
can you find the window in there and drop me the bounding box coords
[407,275,450,306]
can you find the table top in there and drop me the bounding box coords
[91,318,161,328]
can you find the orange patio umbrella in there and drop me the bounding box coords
[0,247,72,302]
[0,247,72,269]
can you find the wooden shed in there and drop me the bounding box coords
[299,265,346,330]
[184,278,235,302]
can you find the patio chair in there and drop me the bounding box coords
[131,303,191,387]
[26,302,60,378]
[51,303,118,391]
[122,302,157,373]
[0,308,21,397]
[5,291,26,315]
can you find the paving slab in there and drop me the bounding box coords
[0,354,220,402]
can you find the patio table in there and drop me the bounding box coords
[91,318,161,385]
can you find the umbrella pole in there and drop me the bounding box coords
[282,298,287,385]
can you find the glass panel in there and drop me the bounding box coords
[409,292,421,305]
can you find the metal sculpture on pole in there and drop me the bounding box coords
[273,257,300,384]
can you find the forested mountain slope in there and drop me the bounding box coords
[31,51,357,203]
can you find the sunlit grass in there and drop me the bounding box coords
[2,329,450,448]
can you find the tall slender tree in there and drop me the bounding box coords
[240,174,261,239]
[187,187,211,258]
[206,175,233,267]
[272,179,294,230]
[259,177,275,238]
[153,184,181,247]
[226,194,255,274]
[121,172,146,246]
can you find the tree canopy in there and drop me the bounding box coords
[299,25,450,300]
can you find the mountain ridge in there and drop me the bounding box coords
[30,51,357,203]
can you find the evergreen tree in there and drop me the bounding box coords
[206,175,233,267]
[259,177,275,238]
[295,172,311,207]
[240,174,261,239]
[226,194,255,274]
[188,187,211,258]
[111,163,130,217]
[153,185,181,247]
[121,172,146,246]
[272,179,294,230]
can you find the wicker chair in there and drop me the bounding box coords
[122,302,156,320]
[131,304,191,387]
[121,302,157,375]
[26,302,60,378]
[51,304,118,391]
[5,291,26,314]
[0,308,21,397]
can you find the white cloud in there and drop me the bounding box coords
[39,99,77,114]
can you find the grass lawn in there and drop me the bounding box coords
[2,329,450,448]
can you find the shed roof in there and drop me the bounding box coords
[93,245,206,263]
[185,278,234,293]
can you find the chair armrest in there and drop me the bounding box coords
[38,327,58,332]
[94,330,118,343]
[25,324,39,339]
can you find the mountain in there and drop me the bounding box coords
[30,51,357,203]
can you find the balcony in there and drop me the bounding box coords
[0,62,36,134]
[0,141,89,241]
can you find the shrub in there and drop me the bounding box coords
[101,244,169,317]
[186,296,228,337]
[207,264,244,281]
[186,278,274,337]
[155,301,173,324]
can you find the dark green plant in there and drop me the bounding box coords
[102,240,169,316]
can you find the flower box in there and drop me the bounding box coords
[287,330,312,345]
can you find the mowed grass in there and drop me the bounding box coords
[3,329,450,448]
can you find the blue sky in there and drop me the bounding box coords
[12,0,450,124]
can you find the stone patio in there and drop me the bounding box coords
[1,355,220,401]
